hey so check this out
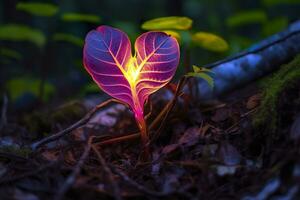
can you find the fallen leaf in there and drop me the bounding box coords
[179,127,200,147]
[246,93,262,109]
[290,114,300,141]
[211,108,230,122]
[217,142,241,165]
[161,143,179,155]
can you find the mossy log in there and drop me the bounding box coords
[193,20,300,100]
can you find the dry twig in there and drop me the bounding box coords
[54,137,94,200]
[31,98,119,151]
[92,145,122,200]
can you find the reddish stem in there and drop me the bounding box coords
[137,116,150,160]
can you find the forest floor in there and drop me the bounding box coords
[0,59,299,200]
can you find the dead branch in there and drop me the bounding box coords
[92,145,122,200]
[0,94,8,131]
[30,98,119,151]
[54,137,94,200]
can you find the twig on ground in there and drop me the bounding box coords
[31,98,119,151]
[225,108,258,133]
[54,136,94,200]
[0,161,57,185]
[32,77,187,151]
[94,77,188,148]
[110,165,168,197]
[92,145,122,200]
[150,77,187,144]
[0,94,8,131]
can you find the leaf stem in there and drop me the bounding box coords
[136,116,150,160]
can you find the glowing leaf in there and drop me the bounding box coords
[83,26,179,126]
[0,24,46,47]
[141,16,192,30]
[16,2,58,17]
[61,13,101,23]
[192,32,229,52]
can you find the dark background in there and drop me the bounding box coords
[0,0,299,108]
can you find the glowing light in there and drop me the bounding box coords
[125,57,140,86]
[83,25,180,146]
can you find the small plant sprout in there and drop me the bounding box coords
[83,25,180,157]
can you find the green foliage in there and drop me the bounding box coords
[16,2,58,17]
[22,101,86,136]
[192,32,229,52]
[6,77,55,102]
[141,16,193,30]
[0,24,46,47]
[50,101,86,123]
[80,83,101,96]
[254,54,300,132]
[0,146,32,158]
[226,10,267,28]
[61,13,101,23]
[186,65,214,88]
[0,48,22,60]
[263,17,288,36]
[262,0,300,6]
[162,30,181,42]
[53,33,84,47]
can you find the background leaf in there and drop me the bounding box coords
[262,0,300,6]
[0,24,46,47]
[141,16,193,30]
[226,10,267,27]
[6,77,55,102]
[186,65,214,88]
[53,33,84,47]
[16,2,58,17]
[263,17,288,36]
[0,48,22,60]
[61,13,101,23]
[161,30,181,42]
[192,32,229,52]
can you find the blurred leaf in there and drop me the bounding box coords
[263,17,288,36]
[162,30,181,42]
[16,2,58,17]
[262,0,300,6]
[226,10,267,28]
[192,32,229,52]
[192,65,213,73]
[53,33,84,47]
[0,24,46,47]
[6,77,55,102]
[186,65,214,88]
[141,16,193,30]
[80,83,100,95]
[0,48,22,60]
[61,13,101,23]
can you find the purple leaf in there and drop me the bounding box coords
[83,26,180,125]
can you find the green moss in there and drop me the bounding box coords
[50,100,86,123]
[253,54,300,132]
[22,100,86,138]
[0,146,32,158]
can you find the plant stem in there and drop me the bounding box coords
[137,116,150,160]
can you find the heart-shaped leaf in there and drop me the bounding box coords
[83,26,180,125]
